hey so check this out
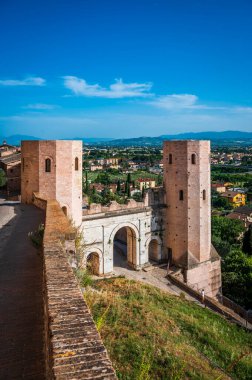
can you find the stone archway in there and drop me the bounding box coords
[86,252,100,275]
[83,248,103,275]
[146,236,162,262]
[112,225,138,269]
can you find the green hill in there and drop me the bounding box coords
[84,278,252,380]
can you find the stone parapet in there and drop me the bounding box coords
[83,199,146,216]
[35,196,117,379]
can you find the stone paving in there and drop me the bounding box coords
[0,198,46,379]
[113,245,199,302]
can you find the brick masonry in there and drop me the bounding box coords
[21,140,82,226]
[36,195,117,379]
[163,140,221,297]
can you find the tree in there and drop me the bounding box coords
[127,183,131,198]
[0,169,6,187]
[116,180,121,194]
[242,225,252,256]
[212,196,230,210]
[95,172,111,185]
[127,173,131,184]
[212,216,245,247]
[157,174,163,186]
[84,171,89,194]
[222,248,252,309]
[132,192,142,202]
[124,181,129,195]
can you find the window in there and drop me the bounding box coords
[191,153,196,165]
[75,157,79,171]
[179,190,184,201]
[22,158,25,172]
[203,189,206,200]
[168,154,173,164]
[45,158,51,173]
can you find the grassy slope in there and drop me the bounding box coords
[84,278,252,380]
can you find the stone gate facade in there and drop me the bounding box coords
[82,189,165,274]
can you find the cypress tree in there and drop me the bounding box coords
[125,181,128,195]
[85,171,89,194]
[127,183,131,198]
[116,179,121,193]
[242,225,252,255]
[127,173,131,184]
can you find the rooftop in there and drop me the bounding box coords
[0,153,21,164]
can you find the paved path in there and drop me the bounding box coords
[0,199,46,379]
[113,244,199,302]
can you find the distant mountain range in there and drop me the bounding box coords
[0,135,113,146]
[1,130,252,146]
[102,131,252,146]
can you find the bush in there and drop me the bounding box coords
[75,269,93,287]
[28,223,44,248]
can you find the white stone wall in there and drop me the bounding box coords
[81,208,164,274]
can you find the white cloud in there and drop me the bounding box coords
[0,76,46,86]
[63,76,152,98]
[150,94,199,109]
[148,93,229,111]
[22,103,58,110]
[231,106,252,113]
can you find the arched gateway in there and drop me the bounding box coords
[81,206,160,275]
[113,226,137,268]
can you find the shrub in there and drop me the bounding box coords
[28,223,44,248]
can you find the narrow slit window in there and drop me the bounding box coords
[191,154,196,164]
[75,157,79,171]
[169,154,173,164]
[179,190,184,201]
[45,158,51,173]
[203,189,206,200]
[22,158,25,172]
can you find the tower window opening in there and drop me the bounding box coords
[179,190,184,201]
[168,154,173,164]
[203,189,206,200]
[191,154,196,164]
[75,157,79,171]
[22,158,25,172]
[45,158,51,173]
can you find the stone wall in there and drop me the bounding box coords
[34,195,117,379]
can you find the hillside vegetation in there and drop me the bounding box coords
[84,278,252,380]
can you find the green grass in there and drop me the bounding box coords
[86,170,159,183]
[84,278,252,380]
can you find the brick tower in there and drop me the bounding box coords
[163,140,221,297]
[21,140,82,226]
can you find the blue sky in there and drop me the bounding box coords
[0,0,252,139]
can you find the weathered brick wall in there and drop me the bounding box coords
[21,140,82,226]
[35,195,117,379]
[21,141,40,203]
[33,192,47,210]
[163,140,211,265]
